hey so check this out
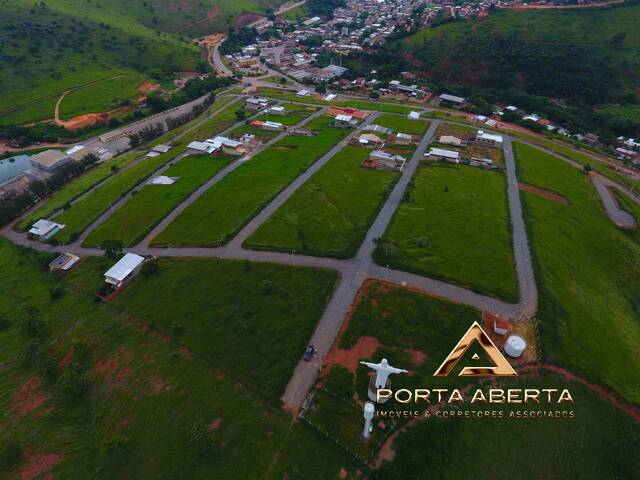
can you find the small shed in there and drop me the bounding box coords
[408,111,420,120]
[49,253,80,272]
[493,319,509,336]
[104,253,145,288]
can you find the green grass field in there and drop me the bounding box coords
[330,281,638,479]
[228,124,280,141]
[0,239,356,479]
[59,75,146,120]
[151,117,349,246]
[53,149,185,244]
[245,145,400,258]
[514,142,640,403]
[66,256,338,399]
[374,163,518,302]
[83,155,231,247]
[16,153,140,231]
[375,113,429,135]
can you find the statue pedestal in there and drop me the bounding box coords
[368,376,391,403]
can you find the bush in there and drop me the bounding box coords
[0,440,23,469]
[141,260,159,277]
[323,365,355,400]
[189,420,216,458]
[0,316,12,331]
[49,285,65,301]
[21,315,48,338]
[58,362,91,399]
[101,434,130,456]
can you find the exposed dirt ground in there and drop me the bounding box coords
[18,451,63,480]
[13,376,49,417]
[518,182,569,205]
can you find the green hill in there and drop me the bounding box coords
[0,0,280,126]
[345,2,640,137]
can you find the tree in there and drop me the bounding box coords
[189,420,216,457]
[101,239,123,258]
[234,109,246,121]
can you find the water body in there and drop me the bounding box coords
[0,155,32,184]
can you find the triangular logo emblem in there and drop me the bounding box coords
[433,321,517,377]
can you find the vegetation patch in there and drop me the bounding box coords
[83,155,232,247]
[246,145,400,258]
[152,117,349,246]
[514,141,640,403]
[374,164,518,302]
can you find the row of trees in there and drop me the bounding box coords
[0,153,98,227]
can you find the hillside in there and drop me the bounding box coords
[403,3,640,104]
[344,2,640,137]
[0,0,280,127]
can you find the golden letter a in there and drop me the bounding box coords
[434,321,517,377]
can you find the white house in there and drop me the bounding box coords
[148,176,176,185]
[268,105,286,116]
[262,121,284,131]
[475,130,503,148]
[369,150,406,171]
[246,97,269,111]
[104,253,145,288]
[296,89,310,97]
[29,219,65,240]
[334,114,356,127]
[425,148,460,163]
[408,111,420,120]
[438,135,464,147]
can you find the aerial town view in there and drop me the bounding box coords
[0,0,639,478]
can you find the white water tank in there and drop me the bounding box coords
[504,335,526,358]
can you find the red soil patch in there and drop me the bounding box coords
[518,182,568,205]
[149,376,171,395]
[19,452,63,480]
[57,105,134,131]
[406,349,427,366]
[137,81,159,95]
[209,417,223,430]
[57,351,74,370]
[339,467,348,479]
[92,347,133,394]
[235,12,263,29]
[323,336,381,375]
[216,370,224,381]
[14,376,49,417]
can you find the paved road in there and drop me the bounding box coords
[211,40,233,78]
[592,176,637,228]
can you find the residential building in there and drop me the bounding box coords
[363,150,407,171]
[28,219,65,240]
[425,148,460,163]
[438,135,464,146]
[49,253,81,272]
[104,253,146,289]
[474,130,503,148]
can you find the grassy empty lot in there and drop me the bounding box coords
[53,149,185,244]
[0,240,355,479]
[228,124,280,141]
[152,117,349,247]
[514,142,640,403]
[83,155,231,247]
[16,153,140,231]
[374,164,518,301]
[330,282,638,479]
[375,113,429,135]
[246,146,400,258]
[67,256,338,399]
[259,103,318,126]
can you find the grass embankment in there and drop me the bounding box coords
[246,145,400,258]
[0,240,355,478]
[319,282,638,479]
[83,155,231,247]
[59,75,146,120]
[374,164,519,302]
[514,142,640,403]
[16,153,140,231]
[152,117,349,247]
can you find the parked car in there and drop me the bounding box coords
[303,345,315,361]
